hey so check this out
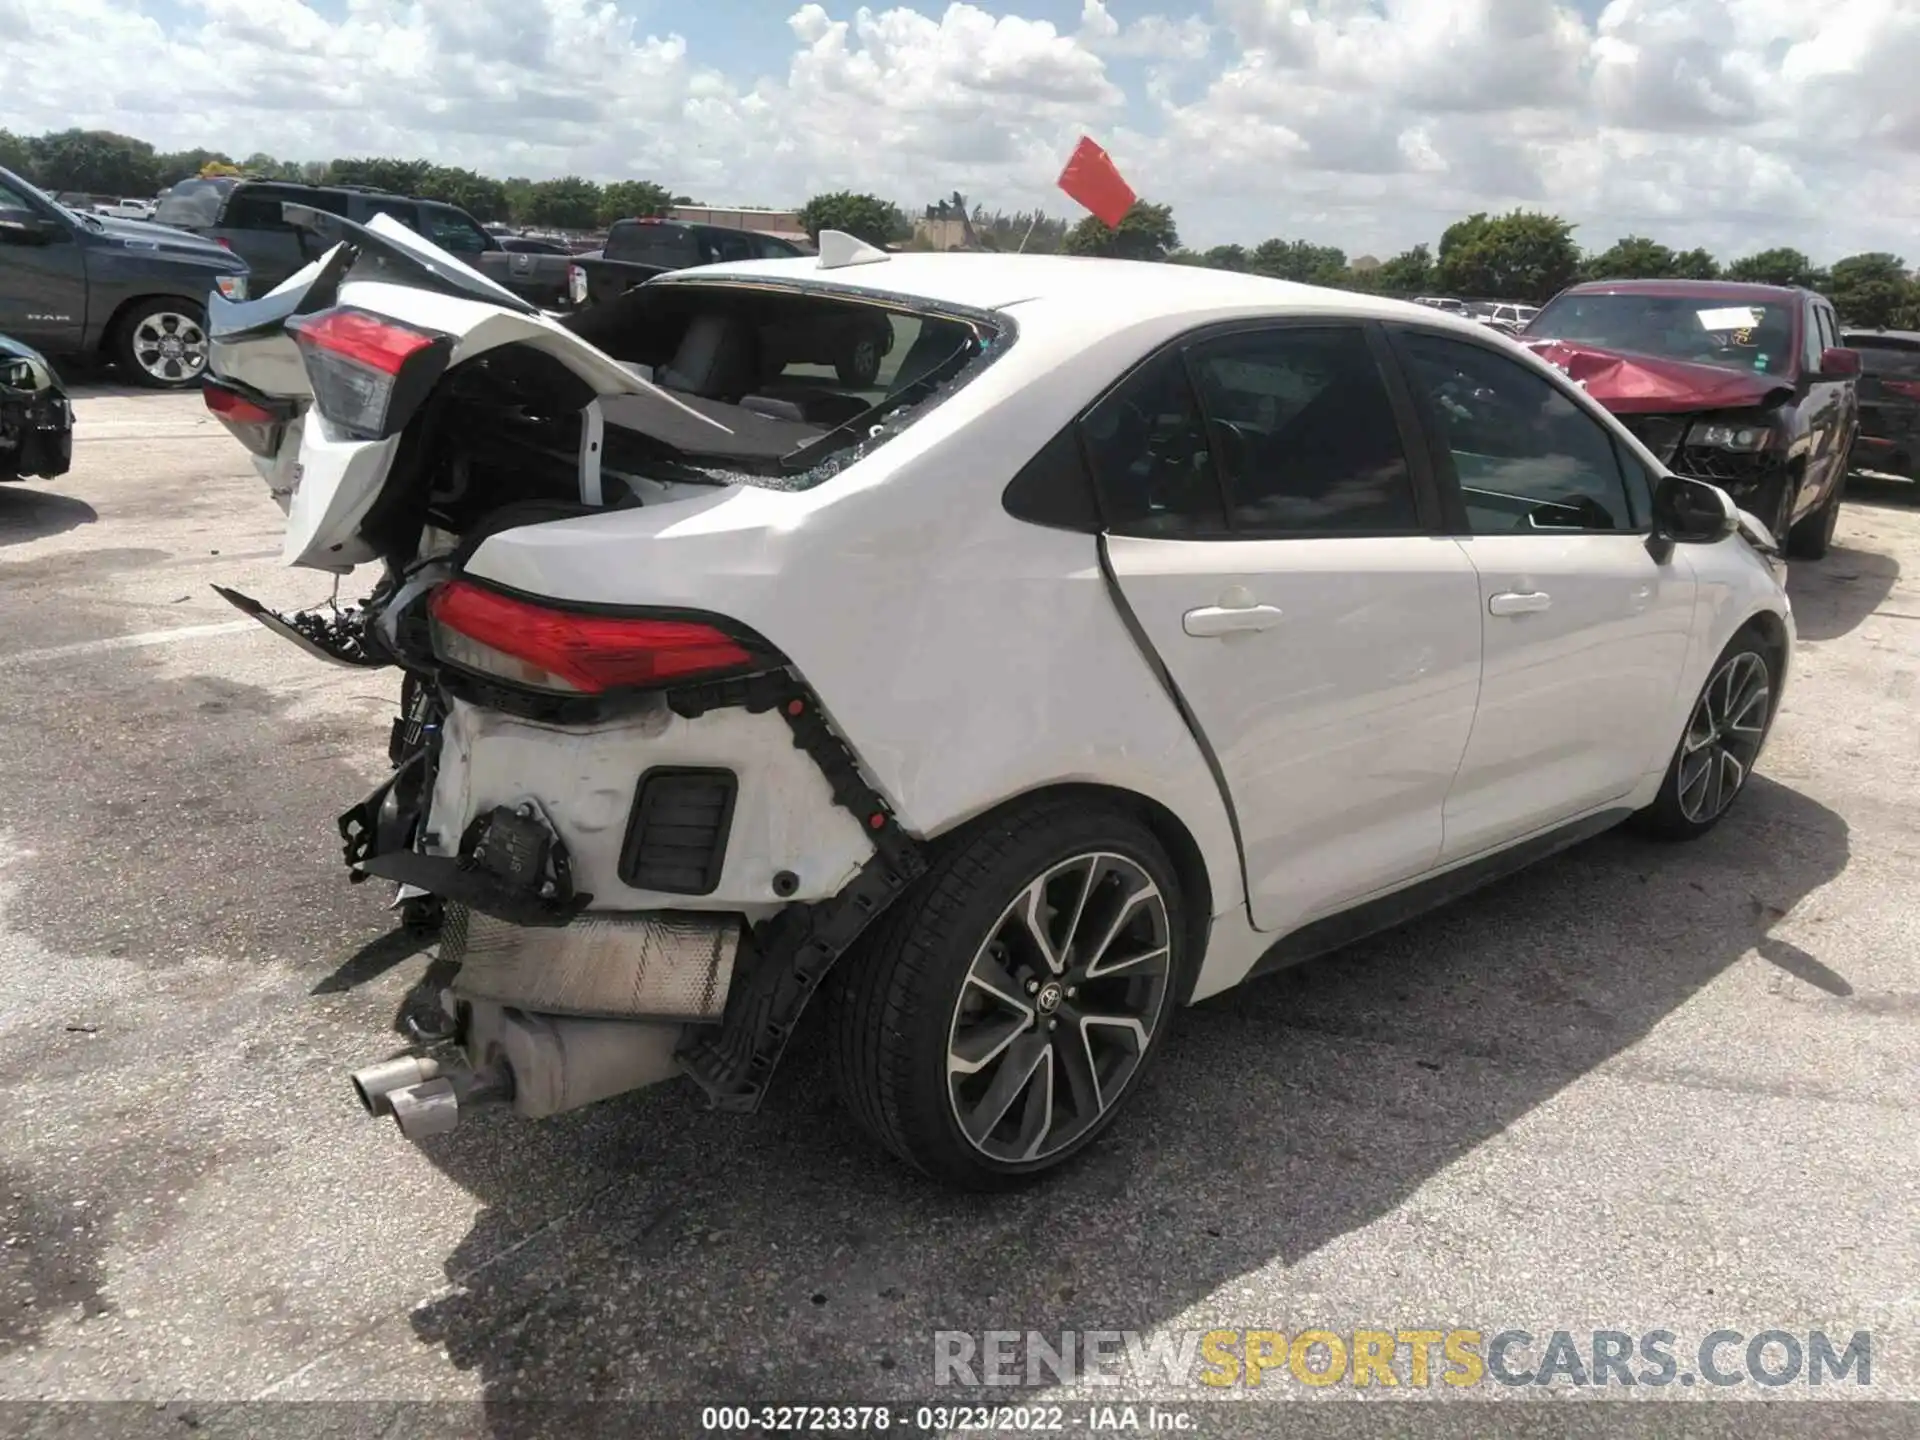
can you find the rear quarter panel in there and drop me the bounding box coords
[462,310,1253,930]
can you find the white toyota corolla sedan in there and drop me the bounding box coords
[206,217,1792,1190]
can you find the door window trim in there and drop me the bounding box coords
[1078,315,1452,542]
[1378,320,1655,538]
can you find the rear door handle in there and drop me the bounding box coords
[1488,590,1552,616]
[1183,603,1284,637]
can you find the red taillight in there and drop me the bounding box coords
[428,581,756,695]
[201,379,286,457]
[1883,378,1920,401]
[215,236,231,249]
[289,308,436,375]
[286,307,449,440]
[203,383,274,426]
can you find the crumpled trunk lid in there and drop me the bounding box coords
[204,210,728,570]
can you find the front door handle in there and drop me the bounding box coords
[1488,590,1552,616]
[1184,603,1284,637]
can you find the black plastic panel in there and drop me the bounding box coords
[619,767,739,895]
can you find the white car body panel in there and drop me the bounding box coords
[1441,533,1698,859]
[427,698,874,911]
[1103,534,1483,934]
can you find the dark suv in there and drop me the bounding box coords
[1842,329,1920,484]
[154,178,573,307]
[1521,280,1860,558]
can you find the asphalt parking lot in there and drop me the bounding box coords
[2,389,1919,1432]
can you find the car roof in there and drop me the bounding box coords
[667,252,1476,331]
[1560,278,1808,303]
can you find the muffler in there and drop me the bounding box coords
[347,1004,685,1141]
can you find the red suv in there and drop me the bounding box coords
[1520,280,1860,558]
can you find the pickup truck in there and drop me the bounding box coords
[1522,278,1860,559]
[153,178,574,309]
[569,218,896,383]
[0,165,250,387]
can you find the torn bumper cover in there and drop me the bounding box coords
[0,338,72,481]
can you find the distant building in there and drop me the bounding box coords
[668,205,809,245]
[913,217,972,251]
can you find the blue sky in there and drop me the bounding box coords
[9,0,1920,260]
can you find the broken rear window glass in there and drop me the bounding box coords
[560,279,1008,491]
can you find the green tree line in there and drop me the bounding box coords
[6,126,1916,327]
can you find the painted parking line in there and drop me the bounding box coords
[0,619,259,667]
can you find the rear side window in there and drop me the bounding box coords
[1081,350,1227,537]
[419,204,490,254]
[357,197,421,229]
[1081,325,1420,538]
[222,187,304,230]
[606,222,700,266]
[1847,338,1920,377]
[700,229,757,264]
[1186,326,1419,535]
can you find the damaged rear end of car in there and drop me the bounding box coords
[203,207,1005,1138]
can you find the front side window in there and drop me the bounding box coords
[1186,326,1419,535]
[1399,331,1640,534]
[223,187,301,230]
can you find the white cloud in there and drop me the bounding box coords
[3,0,1918,262]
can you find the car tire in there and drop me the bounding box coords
[826,797,1182,1190]
[1786,468,1845,560]
[1629,627,1779,842]
[1758,471,1799,553]
[113,298,211,389]
[833,329,884,387]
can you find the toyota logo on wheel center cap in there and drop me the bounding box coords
[1036,981,1063,1015]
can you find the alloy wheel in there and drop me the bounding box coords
[131,311,209,383]
[945,851,1172,1164]
[1677,651,1770,823]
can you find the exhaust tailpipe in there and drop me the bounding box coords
[388,1078,462,1139]
[350,1055,442,1117]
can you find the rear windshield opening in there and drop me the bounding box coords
[561,280,1006,488]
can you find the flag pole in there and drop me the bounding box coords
[1017,213,1040,254]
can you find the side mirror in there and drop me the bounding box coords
[1651,472,1738,550]
[0,214,55,246]
[1818,346,1862,380]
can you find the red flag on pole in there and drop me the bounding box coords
[1058,135,1137,229]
